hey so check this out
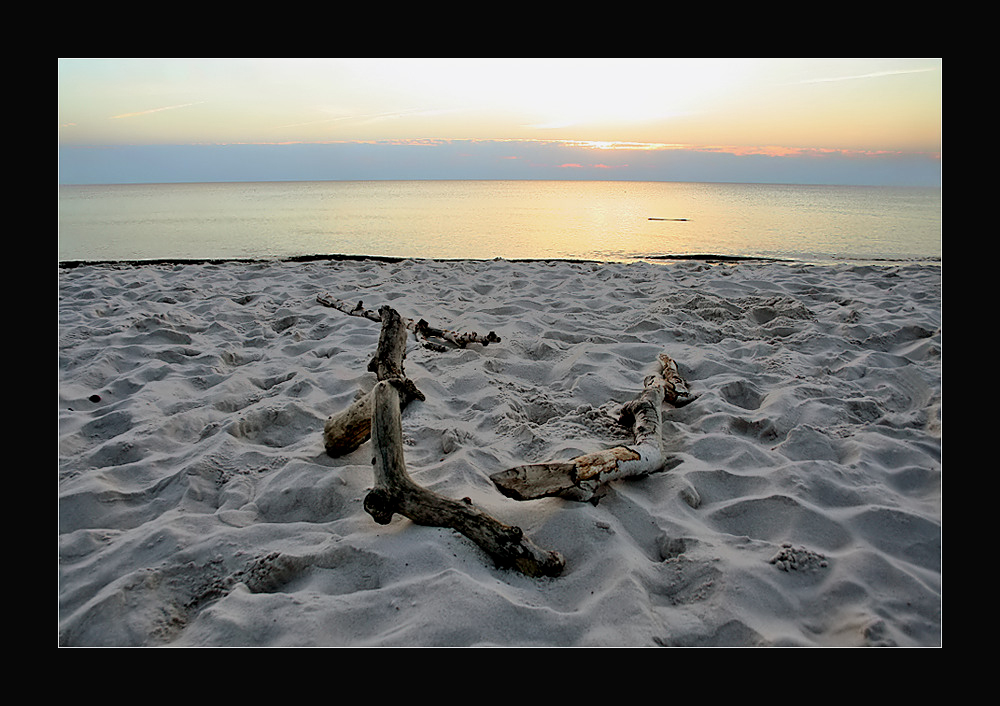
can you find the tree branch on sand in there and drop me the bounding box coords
[320,298,426,457]
[321,304,565,578]
[318,293,497,456]
[490,353,695,504]
[318,295,695,576]
[316,294,501,352]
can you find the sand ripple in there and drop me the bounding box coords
[59,259,941,646]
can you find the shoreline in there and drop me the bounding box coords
[58,257,941,646]
[57,251,941,269]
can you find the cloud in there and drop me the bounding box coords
[58,138,941,187]
[789,67,939,85]
[111,102,205,120]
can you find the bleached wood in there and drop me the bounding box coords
[324,305,564,577]
[323,305,423,457]
[323,378,425,457]
[316,294,501,351]
[366,380,565,577]
[490,353,694,503]
[323,390,377,457]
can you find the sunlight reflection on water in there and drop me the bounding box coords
[58,180,941,264]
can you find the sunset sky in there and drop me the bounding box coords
[57,58,942,186]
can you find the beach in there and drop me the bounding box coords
[57,257,942,647]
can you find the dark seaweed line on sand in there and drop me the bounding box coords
[58,252,794,269]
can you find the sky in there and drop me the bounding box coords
[57,58,942,187]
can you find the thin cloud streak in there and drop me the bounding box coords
[111,102,205,120]
[789,67,938,85]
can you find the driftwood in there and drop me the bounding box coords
[320,294,497,456]
[367,379,565,577]
[323,304,565,578]
[322,330,425,458]
[490,353,694,504]
[316,294,501,352]
[323,376,424,457]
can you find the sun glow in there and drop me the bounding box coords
[59,58,940,151]
[58,58,941,186]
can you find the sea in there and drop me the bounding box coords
[57,180,942,266]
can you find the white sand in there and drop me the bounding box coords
[58,258,942,647]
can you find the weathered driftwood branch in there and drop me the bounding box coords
[323,377,424,457]
[367,379,565,577]
[323,304,425,457]
[324,305,564,577]
[490,353,695,504]
[316,294,501,352]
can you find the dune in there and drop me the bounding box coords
[58,257,941,646]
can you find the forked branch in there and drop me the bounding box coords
[322,304,424,457]
[323,305,564,578]
[316,294,501,351]
[490,353,694,503]
[367,379,564,577]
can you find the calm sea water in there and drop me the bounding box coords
[57,180,941,265]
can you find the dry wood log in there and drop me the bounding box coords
[316,294,501,351]
[323,304,424,457]
[490,353,694,504]
[366,379,565,577]
[323,377,424,457]
[324,305,564,577]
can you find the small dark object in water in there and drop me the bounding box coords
[89,394,101,403]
